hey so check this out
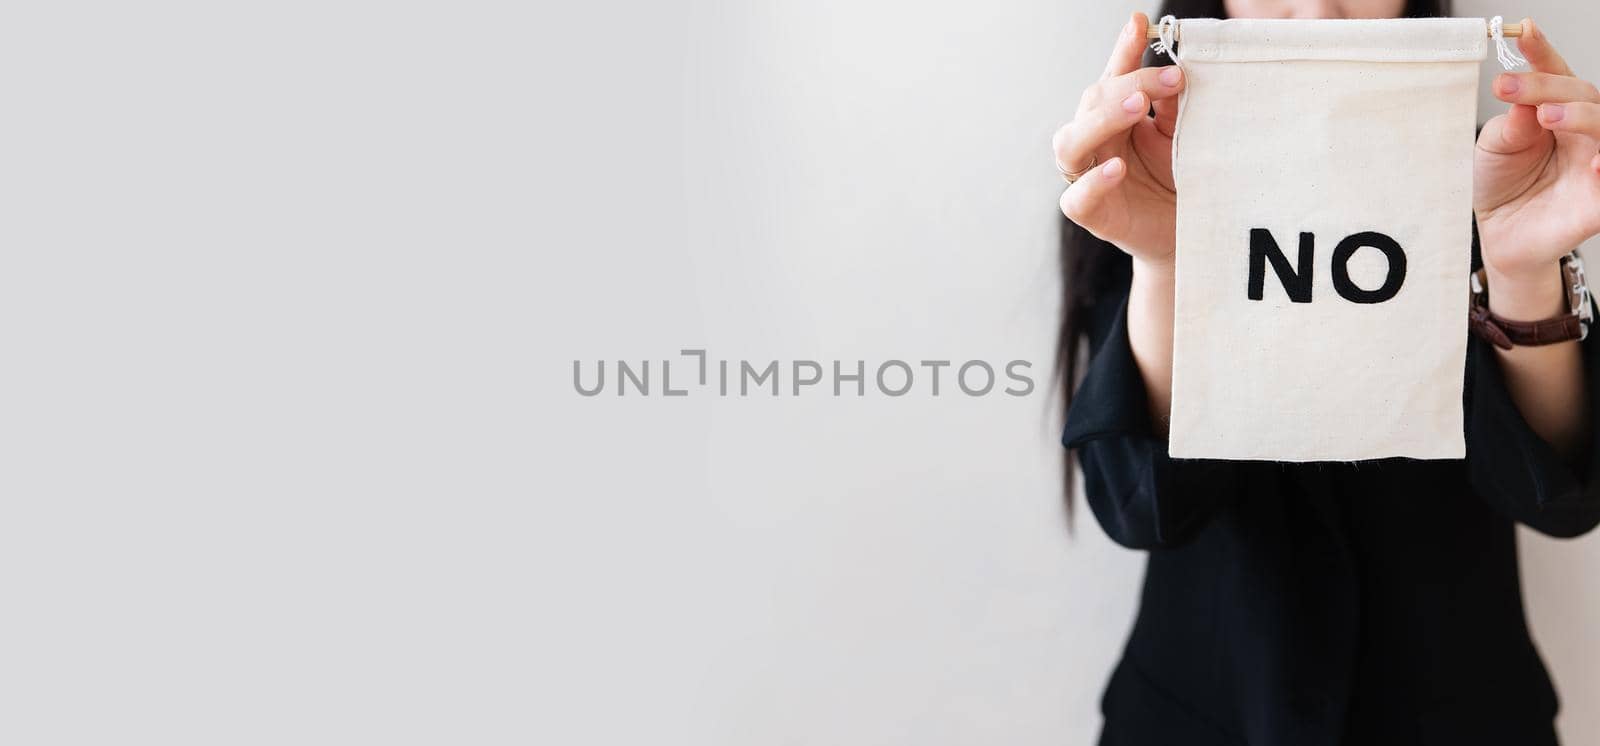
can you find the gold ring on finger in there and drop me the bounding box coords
[1059,156,1098,185]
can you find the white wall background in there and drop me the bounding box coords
[546,0,1143,742]
[0,2,1591,745]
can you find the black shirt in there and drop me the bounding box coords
[1062,259,1600,745]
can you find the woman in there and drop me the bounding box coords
[1054,1,1600,744]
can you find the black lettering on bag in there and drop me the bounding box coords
[1248,229,1314,303]
[1246,229,1405,304]
[1330,231,1406,304]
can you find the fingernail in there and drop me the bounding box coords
[1542,104,1565,123]
[1103,159,1125,179]
[1160,66,1183,86]
[1123,19,1133,36]
[1500,75,1520,95]
[1122,92,1145,113]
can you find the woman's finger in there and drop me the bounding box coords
[1537,101,1600,140]
[1152,95,1180,138]
[1494,72,1600,106]
[1102,13,1150,80]
[1478,104,1546,156]
[1054,90,1148,173]
[1059,157,1128,226]
[1517,18,1574,77]
[1083,65,1185,113]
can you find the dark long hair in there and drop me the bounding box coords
[1056,0,1451,521]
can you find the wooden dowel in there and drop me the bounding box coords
[1144,20,1522,39]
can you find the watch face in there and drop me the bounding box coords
[1565,253,1593,324]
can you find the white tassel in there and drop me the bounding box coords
[1491,16,1526,71]
[1150,15,1179,61]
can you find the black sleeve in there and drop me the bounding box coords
[1465,311,1600,538]
[1061,285,1238,549]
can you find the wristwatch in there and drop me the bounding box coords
[1469,251,1593,350]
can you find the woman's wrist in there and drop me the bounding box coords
[1484,258,1567,323]
[1131,254,1176,290]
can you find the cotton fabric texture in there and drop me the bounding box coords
[1166,19,1488,461]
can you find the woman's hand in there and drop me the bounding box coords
[1053,12,1186,269]
[1476,17,1600,308]
[1474,18,1597,458]
[1054,12,1186,433]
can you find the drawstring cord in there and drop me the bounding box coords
[1491,16,1526,70]
[1150,15,1179,62]
[1152,16,1525,71]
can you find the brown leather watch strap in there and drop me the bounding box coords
[1468,266,1586,350]
[1469,301,1582,350]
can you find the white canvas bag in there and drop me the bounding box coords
[1164,18,1489,461]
